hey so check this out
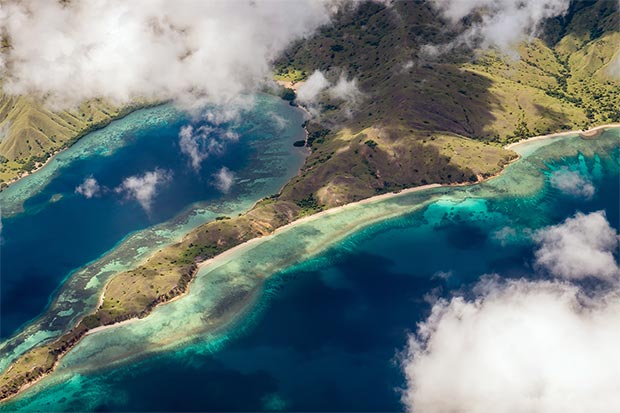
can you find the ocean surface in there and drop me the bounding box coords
[1,128,618,412]
[0,94,307,339]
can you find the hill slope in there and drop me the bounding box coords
[1,0,618,401]
[0,94,147,186]
[274,0,619,206]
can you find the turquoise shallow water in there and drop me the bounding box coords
[1,128,619,411]
[0,94,307,359]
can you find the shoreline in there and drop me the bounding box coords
[42,121,604,341]
[85,183,441,336]
[2,90,310,350]
[2,147,62,188]
[81,183,449,339]
[1,101,162,191]
[2,123,615,403]
[79,183,444,338]
[85,283,194,336]
[2,181,447,403]
[504,123,620,151]
[0,161,510,403]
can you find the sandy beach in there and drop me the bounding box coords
[2,148,62,188]
[4,122,617,404]
[85,123,620,337]
[260,183,444,236]
[85,317,138,336]
[276,79,304,92]
[504,123,620,151]
[83,182,443,338]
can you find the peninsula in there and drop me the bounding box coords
[1,0,619,403]
[0,95,156,189]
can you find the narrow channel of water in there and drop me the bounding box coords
[0,94,307,342]
[3,130,617,411]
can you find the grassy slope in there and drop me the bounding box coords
[272,0,618,205]
[278,0,618,140]
[1,0,618,400]
[0,201,303,400]
[0,94,150,186]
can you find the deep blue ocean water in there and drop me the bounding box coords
[2,132,618,412]
[0,96,306,338]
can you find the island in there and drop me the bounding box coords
[1,0,618,402]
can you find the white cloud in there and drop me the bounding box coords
[426,0,570,55]
[492,226,517,246]
[270,112,289,130]
[328,74,363,103]
[115,168,172,211]
[0,122,11,143]
[328,76,359,100]
[178,124,239,172]
[295,70,330,105]
[0,0,340,109]
[401,278,620,413]
[75,176,101,198]
[549,167,595,199]
[432,270,452,280]
[201,102,250,125]
[213,166,234,193]
[607,52,620,79]
[295,70,363,117]
[179,125,207,171]
[402,60,415,70]
[533,211,619,281]
[296,70,363,104]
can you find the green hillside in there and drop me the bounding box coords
[2,0,619,400]
[278,0,618,136]
[0,94,147,186]
[274,0,619,206]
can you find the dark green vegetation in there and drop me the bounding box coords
[271,0,618,206]
[277,0,619,139]
[2,0,618,401]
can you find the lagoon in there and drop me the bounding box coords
[0,95,307,339]
[2,129,618,411]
